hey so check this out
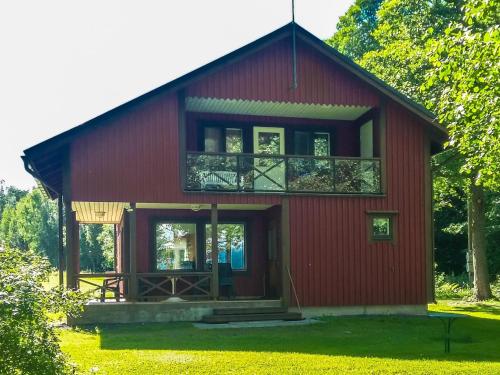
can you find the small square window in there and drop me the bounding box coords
[373,217,391,239]
[367,212,397,242]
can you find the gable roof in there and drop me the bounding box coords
[22,22,447,198]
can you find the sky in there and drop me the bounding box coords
[0,0,353,190]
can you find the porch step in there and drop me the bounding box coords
[213,307,287,315]
[201,311,302,324]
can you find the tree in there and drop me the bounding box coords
[327,0,498,299]
[425,0,499,299]
[0,189,58,264]
[0,247,86,374]
[0,179,27,220]
[80,224,115,272]
[326,0,383,61]
[359,0,462,102]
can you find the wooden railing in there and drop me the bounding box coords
[137,272,212,299]
[76,272,213,302]
[185,151,382,194]
[76,273,128,302]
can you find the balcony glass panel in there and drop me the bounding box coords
[239,154,286,191]
[186,153,238,191]
[288,157,333,192]
[335,159,381,194]
[185,152,381,194]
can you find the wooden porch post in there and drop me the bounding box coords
[211,203,219,299]
[65,202,77,289]
[58,195,64,286]
[128,203,138,301]
[281,198,291,308]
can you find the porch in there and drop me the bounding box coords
[69,298,283,325]
[62,201,291,323]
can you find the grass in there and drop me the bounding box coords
[58,300,500,374]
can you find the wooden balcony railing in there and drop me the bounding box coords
[186,151,382,194]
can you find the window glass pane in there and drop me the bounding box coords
[204,127,222,152]
[155,223,196,270]
[226,128,243,153]
[294,131,311,155]
[205,223,246,270]
[314,132,330,156]
[373,217,391,237]
[257,132,281,155]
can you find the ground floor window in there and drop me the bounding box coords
[205,223,246,271]
[154,223,197,271]
[153,221,246,271]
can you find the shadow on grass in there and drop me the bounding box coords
[76,314,500,363]
[447,303,500,316]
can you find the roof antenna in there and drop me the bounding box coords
[291,0,298,90]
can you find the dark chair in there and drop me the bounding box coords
[218,263,235,299]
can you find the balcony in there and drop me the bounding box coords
[185,152,382,194]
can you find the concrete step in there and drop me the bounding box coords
[213,307,287,315]
[201,312,303,324]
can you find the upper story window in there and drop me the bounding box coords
[293,131,331,156]
[204,126,243,153]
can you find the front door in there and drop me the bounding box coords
[253,127,286,191]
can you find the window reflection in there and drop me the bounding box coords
[206,223,246,270]
[155,223,196,270]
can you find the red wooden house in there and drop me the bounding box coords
[22,23,446,324]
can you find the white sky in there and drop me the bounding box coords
[0,0,353,189]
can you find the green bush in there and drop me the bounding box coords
[0,248,86,374]
[491,276,500,299]
[434,272,472,299]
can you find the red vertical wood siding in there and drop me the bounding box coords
[68,36,430,306]
[71,93,279,206]
[186,37,379,107]
[289,101,427,306]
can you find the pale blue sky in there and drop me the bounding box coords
[0,0,353,189]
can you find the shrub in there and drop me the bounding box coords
[491,275,500,299]
[0,248,86,374]
[434,271,472,300]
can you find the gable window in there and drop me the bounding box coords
[205,223,246,271]
[154,222,197,271]
[293,131,331,156]
[367,212,397,242]
[203,126,243,153]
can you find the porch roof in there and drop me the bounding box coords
[72,201,273,224]
[186,96,371,121]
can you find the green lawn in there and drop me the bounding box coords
[58,300,500,374]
